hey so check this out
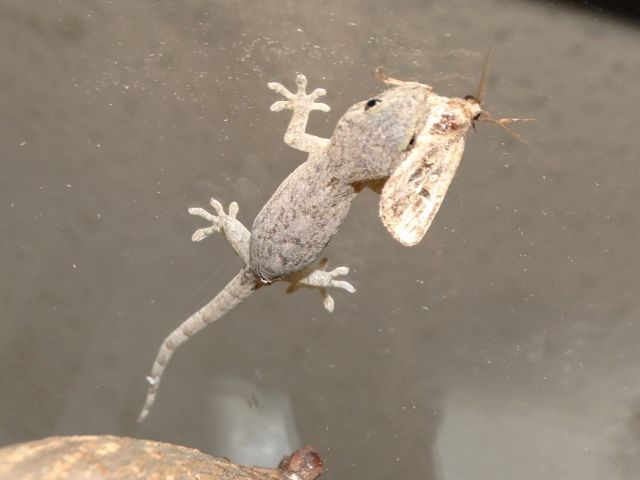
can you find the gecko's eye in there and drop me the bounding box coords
[404,134,416,151]
[365,98,382,111]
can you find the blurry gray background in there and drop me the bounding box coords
[1,0,639,479]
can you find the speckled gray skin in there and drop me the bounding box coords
[138,74,433,421]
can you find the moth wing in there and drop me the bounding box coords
[380,137,466,246]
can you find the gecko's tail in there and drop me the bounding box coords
[138,268,258,422]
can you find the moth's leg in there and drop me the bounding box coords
[480,117,536,124]
[268,74,331,153]
[477,112,536,150]
[188,199,251,265]
[283,258,356,312]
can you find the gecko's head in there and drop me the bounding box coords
[329,80,433,182]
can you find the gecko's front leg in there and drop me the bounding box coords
[269,74,331,153]
[283,258,356,312]
[189,199,251,265]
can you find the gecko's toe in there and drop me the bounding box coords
[330,280,356,293]
[322,291,335,312]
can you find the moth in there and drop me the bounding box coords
[377,51,534,246]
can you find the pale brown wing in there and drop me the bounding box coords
[380,137,466,246]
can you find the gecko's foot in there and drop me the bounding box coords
[283,258,356,312]
[188,198,238,241]
[268,74,331,114]
[188,199,251,264]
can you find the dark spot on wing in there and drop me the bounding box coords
[407,162,433,183]
[433,113,458,133]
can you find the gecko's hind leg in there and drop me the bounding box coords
[189,199,251,265]
[283,258,356,312]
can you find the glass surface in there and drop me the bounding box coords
[1,1,639,478]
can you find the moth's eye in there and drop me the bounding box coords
[365,98,382,111]
[464,95,476,102]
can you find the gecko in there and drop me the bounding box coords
[138,60,530,421]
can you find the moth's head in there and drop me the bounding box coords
[462,94,536,149]
[464,95,483,121]
[329,80,433,181]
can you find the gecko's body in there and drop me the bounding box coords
[250,78,433,280]
[139,71,499,421]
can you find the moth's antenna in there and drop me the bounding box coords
[475,47,492,104]
[467,47,537,151]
